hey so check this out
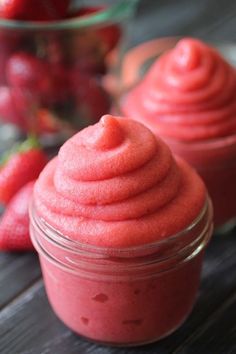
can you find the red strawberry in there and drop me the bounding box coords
[35,108,62,134]
[44,64,71,104]
[0,0,70,21]
[6,52,51,94]
[0,45,12,85]
[59,26,107,75]
[10,87,40,134]
[0,136,47,204]
[0,86,26,128]
[99,24,121,53]
[71,73,111,124]
[7,53,72,114]
[0,30,25,85]
[68,7,121,53]
[10,88,61,134]
[0,181,35,251]
[73,55,107,76]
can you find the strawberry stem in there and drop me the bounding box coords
[0,135,41,167]
[19,134,41,152]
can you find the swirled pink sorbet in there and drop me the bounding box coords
[34,114,206,247]
[122,38,236,227]
[32,115,212,345]
[122,38,236,140]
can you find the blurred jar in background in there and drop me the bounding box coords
[0,0,137,146]
[119,37,236,231]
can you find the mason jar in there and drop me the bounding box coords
[30,195,213,346]
[119,37,236,231]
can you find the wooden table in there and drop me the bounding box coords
[1,1,236,353]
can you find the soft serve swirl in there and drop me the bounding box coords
[122,38,236,141]
[34,115,206,247]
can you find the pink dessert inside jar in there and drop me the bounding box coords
[121,38,236,229]
[39,247,206,345]
[30,115,213,345]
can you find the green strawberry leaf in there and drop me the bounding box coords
[0,135,41,167]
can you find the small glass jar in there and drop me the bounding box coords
[30,196,213,346]
[164,135,236,231]
[118,37,236,231]
[0,0,137,146]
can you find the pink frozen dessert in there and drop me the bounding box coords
[30,115,213,345]
[122,38,236,228]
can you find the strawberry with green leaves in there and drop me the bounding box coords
[0,136,47,205]
[0,181,35,251]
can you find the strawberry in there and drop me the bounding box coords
[0,136,47,204]
[0,45,12,85]
[0,181,35,251]
[68,7,121,53]
[7,53,72,112]
[0,86,26,128]
[0,30,24,85]
[71,73,111,125]
[10,87,43,134]
[99,24,121,53]
[59,26,107,75]
[0,0,70,21]
[6,52,51,94]
[73,52,107,75]
[44,64,71,104]
[10,88,63,134]
[35,108,62,134]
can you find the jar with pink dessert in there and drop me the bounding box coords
[30,114,213,346]
[120,37,236,231]
[30,197,212,346]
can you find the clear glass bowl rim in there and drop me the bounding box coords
[0,0,138,31]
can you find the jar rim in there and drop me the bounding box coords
[0,0,138,31]
[30,195,212,257]
[30,196,213,279]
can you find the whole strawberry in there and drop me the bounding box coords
[0,181,35,251]
[71,73,111,125]
[0,86,26,128]
[6,52,51,94]
[0,136,47,205]
[6,53,71,117]
[0,0,70,21]
[68,7,121,53]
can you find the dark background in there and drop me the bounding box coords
[132,0,236,45]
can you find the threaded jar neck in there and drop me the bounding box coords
[30,196,213,280]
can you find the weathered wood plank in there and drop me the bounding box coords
[173,290,236,354]
[0,253,41,309]
[0,253,16,268]
[0,230,235,354]
[155,230,236,352]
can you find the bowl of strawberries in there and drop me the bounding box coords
[0,0,137,144]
